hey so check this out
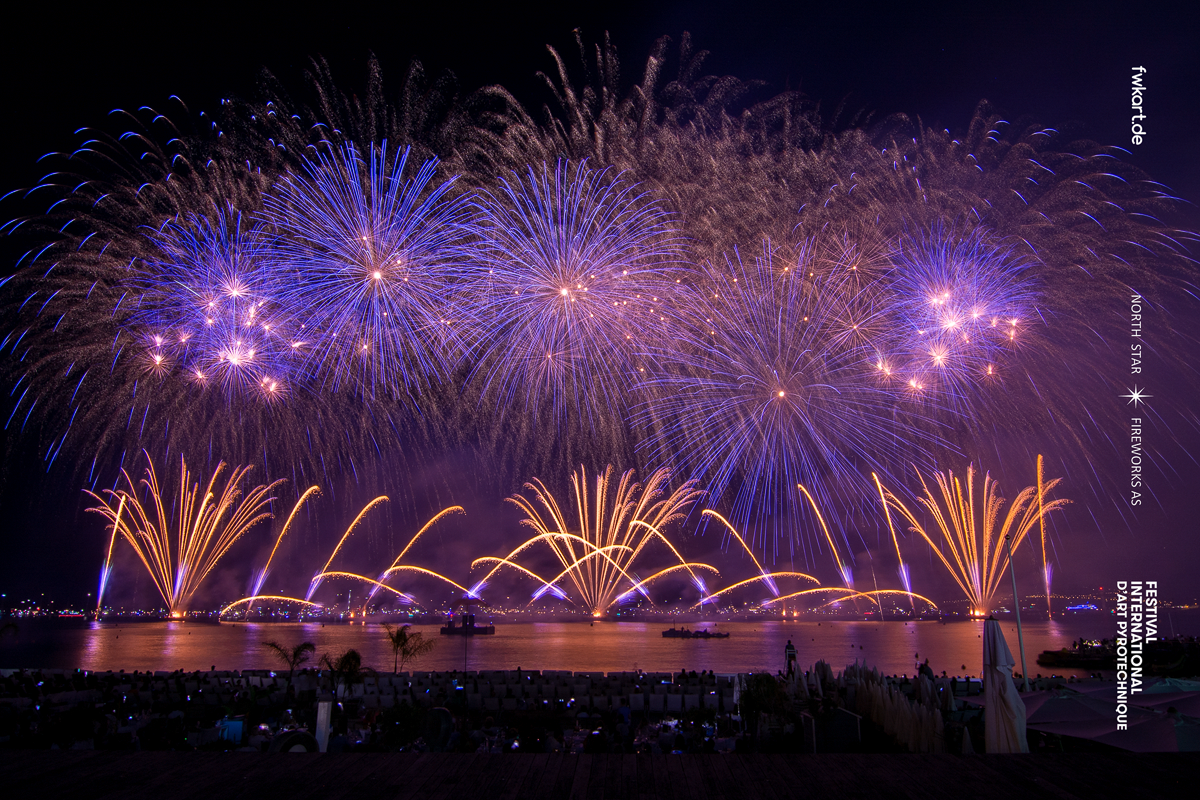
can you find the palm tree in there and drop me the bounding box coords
[382,623,435,673]
[320,648,368,697]
[261,640,316,687]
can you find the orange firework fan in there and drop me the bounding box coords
[473,465,716,616]
[87,452,282,614]
[876,459,1070,616]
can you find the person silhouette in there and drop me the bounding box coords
[784,640,797,675]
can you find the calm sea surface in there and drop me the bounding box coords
[5,614,1181,678]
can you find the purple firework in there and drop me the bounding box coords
[263,141,474,397]
[635,241,946,563]
[132,210,298,401]
[884,225,1037,406]
[467,159,683,424]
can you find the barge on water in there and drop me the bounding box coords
[1037,637,1200,676]
[662,626,729,639]
[440,612,494,636]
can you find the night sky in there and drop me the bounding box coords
[2,1,1198,609]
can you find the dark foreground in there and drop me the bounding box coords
[3,751,1196,799]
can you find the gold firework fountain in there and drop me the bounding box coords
[88,452,282,615]
[472,465,717,616]
[876,458,1069,616]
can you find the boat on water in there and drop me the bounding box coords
[1036,647,1116,670]
[440,612,495,636]
[662,626,729,639]
[1038,637,1200,676]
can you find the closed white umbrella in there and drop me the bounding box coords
[983,617,1029,753]
[917,674,934,706]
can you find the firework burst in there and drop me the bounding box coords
[467,160,683,424]
[264,141,474,396]
[884,225,1037,406]
[635,241,945,562]
[131,210,298,399]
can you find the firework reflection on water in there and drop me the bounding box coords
[6,618,1124,678]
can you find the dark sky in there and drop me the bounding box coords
[3,2,1198,199]
[2,1,1198,607]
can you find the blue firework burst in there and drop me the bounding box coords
[132,210,298,401]
[263,141,474,396]
[467,159,683,423]
[635,241,946,563]
[885,225,1038,405]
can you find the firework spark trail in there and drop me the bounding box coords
[877,459,1070,615]
[309,572,419,603]
[468,160,683,425]
[688,571,818,609]
[372,566,470,596]
[379,505,465,572]
[250,485,321,598]
[1038,453,1052,616]
[86,452,281,613]
[264,141,474,396]
[786,589,938,611]
[363,505,465,606]
[470,554,561,593]
[225,503,469,617]
[475,465,712,615]
[796,483,855,589]
[698,510,802,599]
[873,472,914,611]
[306,494,389,600]
[219,595,324,616]
[95,495,124,616]
[691,510,885,611]
[752,588,938,613]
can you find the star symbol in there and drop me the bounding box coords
[1120,386,1151,407]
